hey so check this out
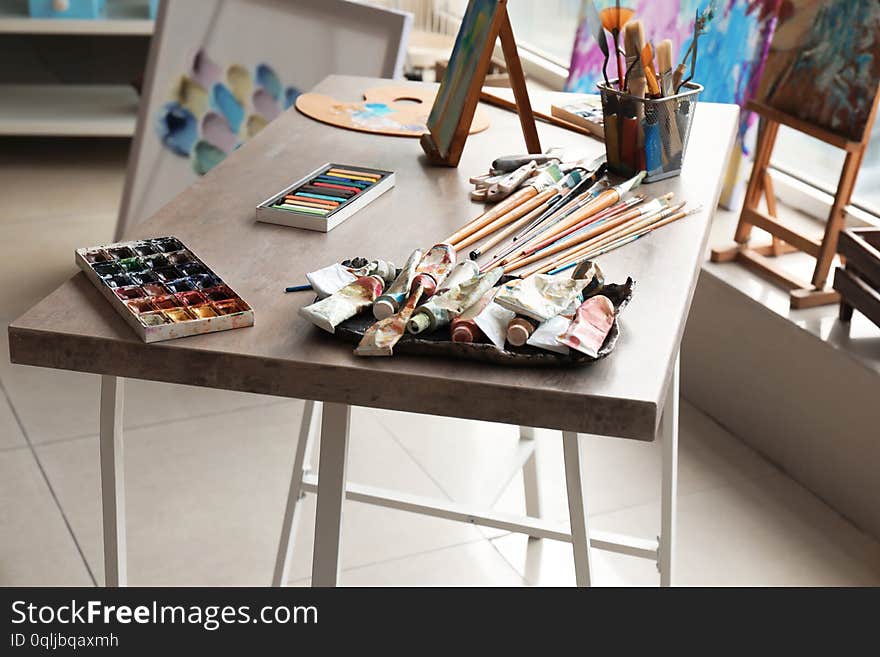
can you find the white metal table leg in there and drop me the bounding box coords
[659,355,680,587]
[519,426,542,520]
[310,402,351,587]
[562,431,593,587]
[99,375,126,587]
[272,400,320,586]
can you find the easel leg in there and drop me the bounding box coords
[311,402,351,587]
[659,355,680,587]
[734,119,779,244]
[99,375,127,587]
[272,400,320,586]
[812,149,861,289]
[562,431,593,587]
[519,426,542,521]
[498,10,541,154]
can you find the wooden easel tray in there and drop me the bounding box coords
[329,278,635,366]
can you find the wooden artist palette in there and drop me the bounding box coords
[295,85,490,138]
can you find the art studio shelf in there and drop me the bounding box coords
[0,84,139,136]
[0,1,153,36]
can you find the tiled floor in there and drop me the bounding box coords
[2,137,880,586]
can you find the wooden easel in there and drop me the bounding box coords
[420,0,540,167]
[711,93,880,309]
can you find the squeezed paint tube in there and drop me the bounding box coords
[451,287,498,343]
[351,259,397,285]
[526,315,571,355]
[473,301,515,349]
[306,263,357,299]
[493,274,592,322]
[373,249,422,319]
[506,316,538,347]
[556,295,615,358]
[437,260,480,294]
[356,245,456,356]
[407,267,504,335]
[299,275,384,333]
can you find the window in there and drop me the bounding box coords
[506,0,581,67]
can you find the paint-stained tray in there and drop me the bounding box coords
[331,279,634,366]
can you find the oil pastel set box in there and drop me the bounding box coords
[256,163,394,232]
[75,237,253,343]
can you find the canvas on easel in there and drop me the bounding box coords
[420,0,540,167]
[711,0,880,309]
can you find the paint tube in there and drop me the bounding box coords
[355,282,423,357]
[349,259,397,285]
[493,274,592,322]
[299,275,384,333]
[373,249,422,319]
[451,287,498,343]
[437,260,480,294]
[306,263,358,299]
[556,295,615,358]
[407,267,504,335]
[410,243,456,296]
[506,316,538,347]
[526,315,571,355]
[473,300,516,349]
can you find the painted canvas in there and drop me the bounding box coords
[757,0,880,142]
[566,1,781,140]
[426,0,502,157]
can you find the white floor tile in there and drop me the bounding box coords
[292,539,527,587]
[0,389,25,450]
[36,403,481,585]
[0,447,93,585]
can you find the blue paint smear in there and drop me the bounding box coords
[363,102,393,116]
[284,86,302,109]
[256,63,282,100]
[210,83,245,133]
[155,101,197,157]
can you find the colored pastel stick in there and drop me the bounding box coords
[315,176,370,187]
[324,172,376,184]
[327,168,380,180]
[313,181,362,193]
[320,172,372,183]
[285,194,338,206]
[278,199,332,210]
[297,191,348,202]
[278,204,329,215]
[299,184,354,197]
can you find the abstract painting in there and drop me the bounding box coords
[155,49,302,176]
[757,0,880,142]
[566,1,781,140]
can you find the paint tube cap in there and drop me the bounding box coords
[452,323,478,343]
[407,312,432,335]
[373,297,397,320]
[507,322,532,347]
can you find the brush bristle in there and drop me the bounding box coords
[657,39,673,73]
[623,20,645,57]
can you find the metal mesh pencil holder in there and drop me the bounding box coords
[597,81,703,183]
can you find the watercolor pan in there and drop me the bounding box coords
[256,162,394,233]
[75,236,253,343]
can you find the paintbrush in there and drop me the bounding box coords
[656,38,674,97]
[445,165,561,246]
[674,3,715,93]
[547,205,701,275]
[504,196,669,274]
[601,0,634,91]
[528,201,685,276]
[641,43,661,97]
[508,171,645,260]
[623,20,645,96]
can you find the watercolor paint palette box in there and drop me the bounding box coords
[75,237,253,343]
[256,163,394,232]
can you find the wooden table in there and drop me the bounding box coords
[8,75,738,587]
